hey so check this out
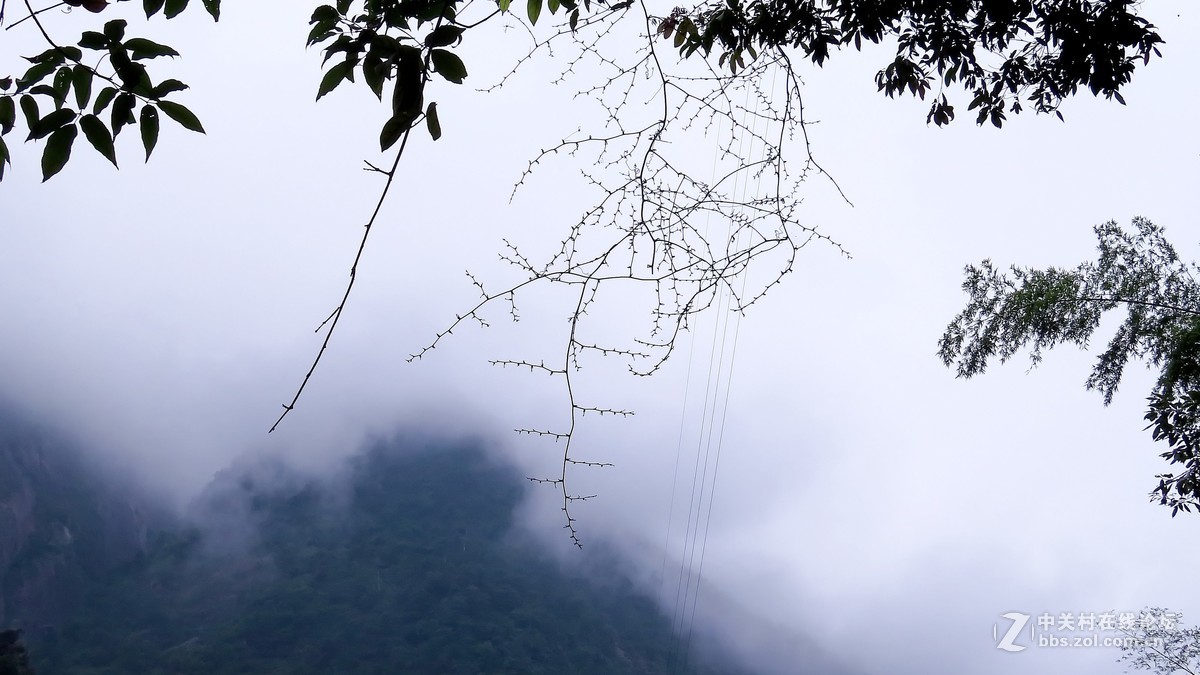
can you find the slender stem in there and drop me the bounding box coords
[272,14,449,432]
[5,1,63,31]
[454,8,499,28]
[270,126,414,432]
[1075,294,1200,317]
[21,0,58,46]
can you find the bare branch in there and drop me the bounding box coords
[416,1,850,544]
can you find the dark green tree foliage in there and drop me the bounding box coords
[31,442,745,675]
[939,218,1200,514]
[1,0,1163,181]
[661,0,1163,126]
[0,7,212,181]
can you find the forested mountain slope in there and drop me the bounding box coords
[0,407,153,632]
[6,428,752,675]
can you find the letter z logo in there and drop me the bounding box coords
[994,612,1031,652]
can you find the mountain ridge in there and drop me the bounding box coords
[1,420,755,674]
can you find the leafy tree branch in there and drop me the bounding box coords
[940,218,1200,514]
[1117,607,1200,675]
[0,2,212,180]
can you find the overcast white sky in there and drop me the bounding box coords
[2,2,1198,674]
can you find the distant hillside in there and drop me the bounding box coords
[0,406,154,632]
[7,429,752,675]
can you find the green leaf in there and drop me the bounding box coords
[526,0,541,24]
[41,124,77,181]
[20,95,38,130]
[547,0,559,13]
[144,0,166,18]
[0,78,12,91]
[157,100,204,133]
[71,65,93,109]
[78,32,109,50]
[16,61,57,92]
[370,36,402,59]
[362,54,385,101]
[316,60,353,100]
[335,0,350,14]
[393,49,423,116]
[310,5,338,23]
[52,67,72,106]
[118,61,151,94]
[379,112,412,151]
[415,2,442,21]
[202,0,219,20]
[425,25,463,48]
[0,97,14,135]
[79,114,117,167]
[139,105,159,161]
[384,5,409,27]
[321,35,355,65]
[92,86,118,114]
[103,19,127,42]
[108,42,132,73]
[124,38,180,60]
[425,102,441,141]
[151,79,189,99]
[29,84,64,107]
[108,45,150,93]
[28,47,80,64]
[307,20,337,47]
[164,0,189,18]
[498,0,511,10]
[430,49,467,84]
[0,136,9,181]
[111,92,135,136]
[27,108,76,140]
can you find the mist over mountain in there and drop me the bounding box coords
[0,407,775,674]
[0,405,161,633]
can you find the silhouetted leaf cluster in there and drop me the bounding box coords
[1,0,214,181]
[659,0,1162,126]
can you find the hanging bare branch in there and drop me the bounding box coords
[411,0,849,545]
